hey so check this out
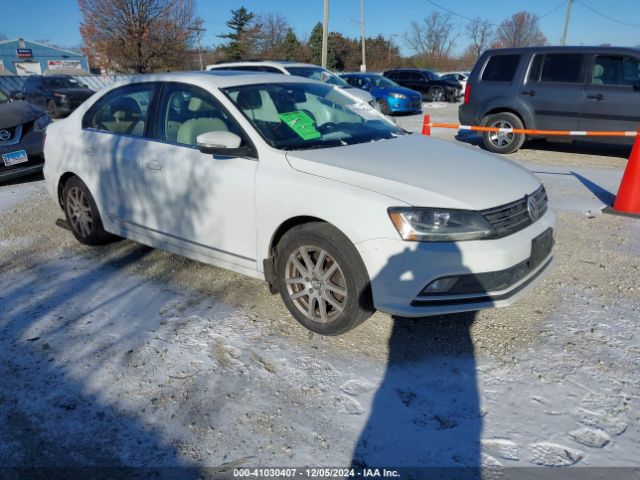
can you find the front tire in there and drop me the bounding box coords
[62,176,118,245]
[428,86,444,102]
[481,112,526,154]
[275,222,375,335]
[378,98,390,115]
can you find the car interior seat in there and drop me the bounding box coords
[592,64,604,85]
[101,97,143,135]
[176,96,229,146]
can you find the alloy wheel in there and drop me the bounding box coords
[284,246,347,323]
[488,120,515,148]
[66,186,93,237]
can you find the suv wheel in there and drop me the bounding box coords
[62,176,118,245]
[481,112,526,154]
[275,222,375,335]
[428,86,444,102]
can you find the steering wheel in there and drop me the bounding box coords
[317,122,338,134]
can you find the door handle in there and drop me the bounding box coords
[145,160,162,170]
[521,89,536,96]
[587,93,604,101]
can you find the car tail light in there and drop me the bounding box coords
[464,85,471,104]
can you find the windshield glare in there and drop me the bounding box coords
[0,90,8,104]
[285,66,352,88]
[44,77,83,89]
[223,82,405,151]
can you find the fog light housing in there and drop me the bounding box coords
[421,277,459,295]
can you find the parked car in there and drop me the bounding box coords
[383,68,462,102]
[20,74,94,118]
[441,71,470,93]
[206,61,376,107]
[0,88,51,183]
[340,72,422,115]
[459,46,640,154]
[44,71,555,335]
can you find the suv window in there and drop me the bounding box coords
[482,54,521,82]
[530,53,585,83]
[410,72,423,81]
[157,83,244,146]
[592,55,640,86]
[82,83,155,136]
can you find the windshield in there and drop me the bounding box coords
[367,75,400,88]
[0,90,8,104]
[222,82,405,151]
[44,77,86,89]
[285,66,352,88]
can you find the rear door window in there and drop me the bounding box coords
[530,53,586,83]
[82,83,156,136]
[481,54,521,82]
[592,55,640,86]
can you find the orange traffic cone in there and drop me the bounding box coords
[421,115,431,136]
[610,129,640,217]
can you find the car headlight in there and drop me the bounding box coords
[389,93,407,100]
[34,114,52,132]
[388,207,495,241]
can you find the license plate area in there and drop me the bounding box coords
[2,150,28,167]
[530,228,554,269]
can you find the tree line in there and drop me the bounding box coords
[77,0,548,74]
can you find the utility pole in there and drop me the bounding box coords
[561,0,573,46]
[322,0,329,68]
[387,34,398,67]
[360,0,366,72]
[189,23,205,70]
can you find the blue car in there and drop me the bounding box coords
[340,73,423,115]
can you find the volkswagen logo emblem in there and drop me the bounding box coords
[0,130,11,142]
[527,195,540,222]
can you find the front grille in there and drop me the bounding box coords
[481,185,548,238]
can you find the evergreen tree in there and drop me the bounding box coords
[218,7,258,60]
[308,22,337,69]
[282,28,302,61]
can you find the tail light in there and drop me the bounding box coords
[464,85,471,104]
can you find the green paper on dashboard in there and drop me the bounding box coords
[278,111,321,140]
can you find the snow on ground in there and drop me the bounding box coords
[1,105,640,478]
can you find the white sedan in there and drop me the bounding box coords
[43,72,555,335]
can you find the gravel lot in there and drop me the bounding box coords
[1,102,639,478]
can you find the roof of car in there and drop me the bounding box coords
[105,70,320,90]
[207,61,322,70]
[483,46,640,55]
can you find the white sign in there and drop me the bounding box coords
[47,60,82,70]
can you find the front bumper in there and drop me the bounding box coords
[388,96,423,114]
[0,130,45,183]
[356,208,556,317]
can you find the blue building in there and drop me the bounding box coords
[0,38,90,76]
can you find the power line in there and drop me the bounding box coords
[574,0,640,28]
[425,0,567,27]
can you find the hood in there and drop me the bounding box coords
[285,134,541,210]
[373,86,421,99]
[342,87,374,103]
[0,100,44,129]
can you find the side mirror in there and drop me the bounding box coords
[196,131,252,157]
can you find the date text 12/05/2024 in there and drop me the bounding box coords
[233,468,400,478]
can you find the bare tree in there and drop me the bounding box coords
[494,12,546,48]
[255,13,289,58]
[466,17,493,60]
[405,12,458,61]
[79,0,202,73]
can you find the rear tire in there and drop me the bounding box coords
[62,176,118,245]
[481,112,526,154]
[428,86,444,102]
[274,222,375,335]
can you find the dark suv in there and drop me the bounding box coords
[459,46,640,153]
[21,75,94,118]
[383,68,461,102]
